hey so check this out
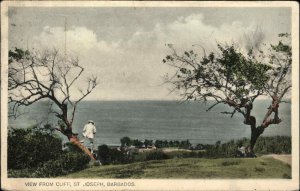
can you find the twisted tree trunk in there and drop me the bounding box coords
[250,125,265,153]
[57,125,96,161]
[70,136,96,160]
[54,103,96,161]
[245,98,282,153]
[244,113,263,153]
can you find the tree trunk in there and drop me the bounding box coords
[63,128,96,161]
[245,114,265,153]
[250,126,265,153]
[69,136,96,160]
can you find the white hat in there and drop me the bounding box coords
[88,120,94,124]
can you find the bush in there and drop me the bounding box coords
[8,168,36,178]
[254,136,291,154]
[32,159,65,177]
[282,173,291,179]
[32,151,90,177]
[61,151,91,172]
[145,150,169,161]
[221,160,240,166]
[8,126,91,178]
[97,145,110,164]
[165,151,199,159]
[203,136,291,158]
[133,150,169,162]
[96,136,292,164]
[8,127,63,169]
[97,144,128,165]
[154,139,191,148]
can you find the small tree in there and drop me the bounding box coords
[120,136,132,147]
[8,48,98,159]
[132,139,143,148]
[144,139,153,148]
[163,34,291,153]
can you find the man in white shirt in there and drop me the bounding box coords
[80,120,97,152]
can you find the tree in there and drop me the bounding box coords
[120,136,132,147]
[132,139,143,148]
[8,48,98,159]
[144,139,153,148]
[163,34,291,153]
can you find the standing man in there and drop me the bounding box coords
[80,120,97,153]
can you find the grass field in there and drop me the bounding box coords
[60,157,291,179]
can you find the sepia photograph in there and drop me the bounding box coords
[1,1,299,190]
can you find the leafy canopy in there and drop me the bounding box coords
[163,34,291,118]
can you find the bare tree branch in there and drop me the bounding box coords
[8,48,98,140]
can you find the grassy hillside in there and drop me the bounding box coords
[61,157,291,179]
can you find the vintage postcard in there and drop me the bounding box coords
[1,1,299,190]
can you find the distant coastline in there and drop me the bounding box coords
[8,100,291,146]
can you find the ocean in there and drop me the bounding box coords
[8,100,291,146]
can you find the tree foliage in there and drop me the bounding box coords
[163,34,291,152]
[120,136,133,147]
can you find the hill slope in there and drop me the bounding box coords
[61,157,291,179]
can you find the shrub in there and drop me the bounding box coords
[8,127,63,169]
[221,160,240,166]
[194,144,208,150]
[97,144,128,165]
[110,148,128,164]
[97,145,110,165]
[145,150,169,161]
[61,151,91,171]
[282,173,291,179]
[33,158,65,177]
[254,136,291,154]
[8,168,36,178]
[32,150,90,178]
[133,150,169,162]
[154,139,192,148]
[203,136,291,158]
[8,126,91,178]
[166,151,199,159]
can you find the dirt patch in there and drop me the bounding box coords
[262,154,291,165]
[162,148,192,153]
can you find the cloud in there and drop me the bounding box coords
[28,13,277,100]
[32,26,120,56]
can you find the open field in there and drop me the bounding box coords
[60,157,291,179]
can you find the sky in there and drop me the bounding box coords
[8,7,291,100]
